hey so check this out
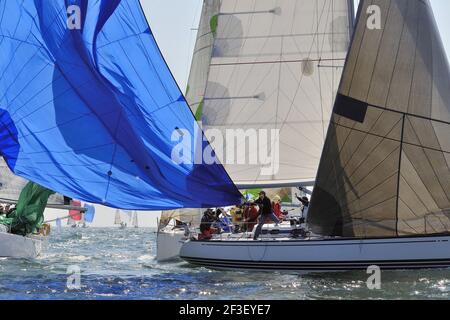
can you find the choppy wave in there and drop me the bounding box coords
[0,228,448,300]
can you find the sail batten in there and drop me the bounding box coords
[309,0,450,238]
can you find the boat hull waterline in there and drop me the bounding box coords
[0,232,44,259]
[156,230,186,262]
[180,235,450,272]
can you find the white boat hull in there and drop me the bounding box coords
[180,235,450,272]
[0,232,44,259]
[156,229,186,262]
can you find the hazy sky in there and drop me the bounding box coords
[45,0,450,228]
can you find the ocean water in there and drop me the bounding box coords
[0,228,449,300]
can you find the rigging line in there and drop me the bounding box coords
[21,142,114,155]
[280,56,329,120]
[271,0,331,141]
[278,79,330,137]
[209,88,278,128]
[316,0,333,141]
[192,43,214,55]
[209,6,272,122]
[0,76,97,134]
[398,177,436,221]
[0,58,52,111]
[345,195,398,219]
[333,118,450,156]
[332,116,403,188]
[276,105,327,149]
[1,9,99,110]
[330,144,401,203]
[185,0,204,86]
[16,158,151,186]
[259,0,344,187]
[215,31,350,41]
[209,0,279,119]
[95,31,151,49]
[317,64,345,68]
[0,0,66,82]
[204,95,263,100]
[235,119,323,162]
[404,117,450,205]
[210,58,346,67]
[275,36,283,134]
[186,3,218,119]
[206,0,241,101]
[11,0,25,39]
[219,9,279,16]
[225,61,277,126]
[248,5,332,136]
[16,110,116,140]
[0,34,43,48]
[322,105,403,188]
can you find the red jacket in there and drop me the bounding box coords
[272,202,282,218]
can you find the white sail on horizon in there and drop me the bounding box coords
[186,0,354,188]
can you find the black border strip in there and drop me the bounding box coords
[182,257,450,271]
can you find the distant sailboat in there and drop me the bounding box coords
[114,210,127,229]
[0,160,77,258]
[132,211,139,229]
[181,0,450,272]
[157,209,201,262]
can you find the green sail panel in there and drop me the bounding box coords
[186,0,221,117]
[308,0,450,238]
[187,0,354,187]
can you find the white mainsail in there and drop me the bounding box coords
[132,211,139,228]
[187,0,354,188]
[114,209,122,225]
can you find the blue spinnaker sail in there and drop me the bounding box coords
[0,0,242,209]
[83,204,95,223]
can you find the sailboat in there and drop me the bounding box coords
[0,159,83,258]
[132,211,139,229]
[0,0,241,209]
[157,208,202,262]
[114,210,127,229]
[181,0,450,272]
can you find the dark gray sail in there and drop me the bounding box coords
[308,0,450,238]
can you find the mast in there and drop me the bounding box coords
[308,0,450,238]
